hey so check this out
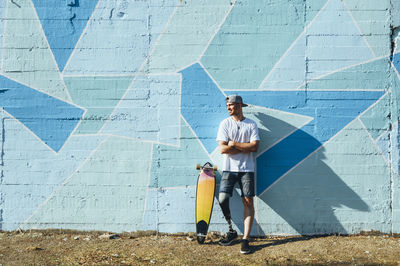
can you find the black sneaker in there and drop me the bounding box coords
[219,230,238,246]
[240,239,251,254]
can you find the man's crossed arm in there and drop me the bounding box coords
[218,140,259,154]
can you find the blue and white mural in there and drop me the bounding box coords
[1,0,400,235]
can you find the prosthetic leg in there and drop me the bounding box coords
[218,192,238,245]
[219,192,234,231]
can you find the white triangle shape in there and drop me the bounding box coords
[258,0,374,91]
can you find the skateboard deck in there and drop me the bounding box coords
[195,162,217,244]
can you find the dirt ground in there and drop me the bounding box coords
[0,230,400,265]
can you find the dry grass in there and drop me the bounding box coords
[0,230,399,265]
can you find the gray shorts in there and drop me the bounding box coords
[219,171,255,198]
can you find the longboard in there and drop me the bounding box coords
[195,162,217,244]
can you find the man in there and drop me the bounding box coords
[216,95,260,254]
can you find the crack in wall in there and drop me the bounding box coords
[10,0,21,8]
[390,0,400,58]
[67,0,80,33]
[389,0,400,235]
[67,0,79,7]
[390,26,400,59]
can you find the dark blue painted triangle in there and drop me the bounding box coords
[180,63,227,154]
[0,75,84,152]
[229,90,385,195]
[392,52,400,74]
[32,0,98,71]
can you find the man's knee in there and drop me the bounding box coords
[242,197,254,209]
[219,192,230,205]
[219,192,232,219]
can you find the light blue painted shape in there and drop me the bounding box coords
[298,57,392,139]
[305,0,329,24]
[391,114,400,233]
[390,70,400,179]
[258,34,307,90]
[141,188,158,231]
[392,122,400,234]
[259,0,374,90]
[3,0,71,101]
[392,0,400,28]
[31,0,99,71]
[391,122,400,176]
[142,187,208,234]
[303,56,395,139]
[233,91,384,140]
[0,110,106,230]
[147,187,197,233]
[376,129,390,165]
[359,92,390,140]
[180,63,227,154]
[300,57,391,91]
[142,187,223,234]
[0,75,84,152]
[201,0,327,91]
[150,118,211,188]
[229,90,385,195]
[343,0,391,57]
[0,0,6,69]
[390,64,400,120]
[0,110,3,229]
[64,76,133,134]
[63,0,176,75]
[101,74,181,146]
[145,0,233,74]
[257,119,390,235]
[392,168,400,234]
[20,137,152,232]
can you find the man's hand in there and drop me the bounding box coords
[219,140,259,154]
[227,140,259,153]
[219,141,241,154]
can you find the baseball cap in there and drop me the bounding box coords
[226,95,248,107]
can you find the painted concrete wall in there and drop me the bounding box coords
[1,0,400,235]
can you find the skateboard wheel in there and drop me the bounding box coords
[197,236,205,244]
[196,164,201,170]
[213,165,218,171]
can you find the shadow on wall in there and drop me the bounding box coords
[223,112,370,235]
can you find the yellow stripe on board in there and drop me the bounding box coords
[196,173,215,224]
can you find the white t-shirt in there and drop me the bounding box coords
[216,117,260,172]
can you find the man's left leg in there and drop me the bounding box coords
[239,172,255,254]
[242,196,254,240]
[240,196,254,254]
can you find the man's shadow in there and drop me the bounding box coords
[215,112,370,244]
